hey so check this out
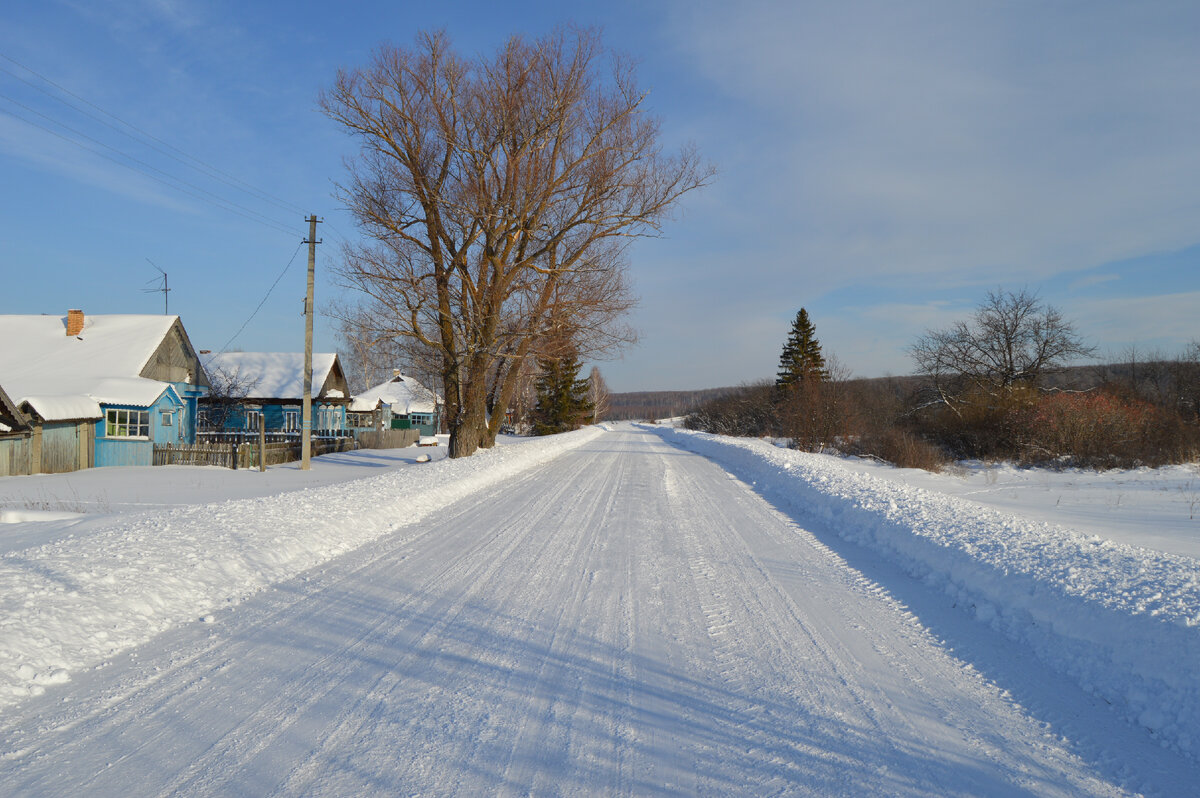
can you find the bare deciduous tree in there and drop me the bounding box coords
[587,366,610,424]
[910,288,1094,415]
[198,360,261,431]
[334,302,441,394]
[320,28,712,456]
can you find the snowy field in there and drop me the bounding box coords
[832,454,1200,560]
[0,438,455,551]
[1,423,1198,795]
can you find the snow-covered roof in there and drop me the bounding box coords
[20,395,103,422]
[202,352,344,401]
[350,373,442,415]
[0,314,182,420]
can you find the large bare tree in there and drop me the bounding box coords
[321,28,711,456]
[911,288,1094,415]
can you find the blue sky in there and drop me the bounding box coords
[2,1,1198,392]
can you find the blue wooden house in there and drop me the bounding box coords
[348,370,443,437]
[198,352,351,437]
[0,310,209,471]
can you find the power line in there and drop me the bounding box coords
[0,52,309,218]
[217,240,307,355]
[0,95,298,237]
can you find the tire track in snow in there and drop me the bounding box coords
[0,426,1145,796]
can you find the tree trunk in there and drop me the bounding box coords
[449,354,491,458]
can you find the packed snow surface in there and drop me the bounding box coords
[653,426,1200,759]
[0,429,600,707]
[1,423,1197,795]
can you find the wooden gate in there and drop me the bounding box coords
[0,433,32,476]
[40,422,86,473]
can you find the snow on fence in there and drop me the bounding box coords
[650,425,1200,759]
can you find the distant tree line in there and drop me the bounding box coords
[604,388,742,422]
[684,292,1200,471]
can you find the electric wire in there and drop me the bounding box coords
[0,52,309,218]
[217,241,307,355]
[0,92,297,237]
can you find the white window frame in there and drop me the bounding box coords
[283,409,300,432]
[245,409,263,430]
[105,408,150,439]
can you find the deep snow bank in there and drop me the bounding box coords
[0,427,602,709]
[651,426,1200,756]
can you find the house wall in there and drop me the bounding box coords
[347,405,391,432]
[142,321,210,389]
[94,392,184,468]
[207,400,347,435]
[141,321,207,443]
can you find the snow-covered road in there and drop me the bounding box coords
[0,426,1195,795]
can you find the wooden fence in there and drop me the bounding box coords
[354,428,419,449]
[153,437,358,470]
[153,442,237,468]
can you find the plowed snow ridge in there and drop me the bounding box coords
[651,426,1200,758]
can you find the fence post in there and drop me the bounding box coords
[231,442,238,470]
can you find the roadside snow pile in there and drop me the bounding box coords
[0,427,602,709]
[0,509,84,524]
[653,426,1200,756]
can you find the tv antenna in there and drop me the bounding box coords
[143,259,171,314]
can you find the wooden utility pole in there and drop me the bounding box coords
[301,215,321,470]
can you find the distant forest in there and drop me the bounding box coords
[604,388,742,421]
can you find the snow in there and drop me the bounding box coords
[1,423,1198,794]
[0,314,180,419]
[652,425,1200,758]
[0,509,83,524]
[202,351,341,399]
[831,456,1200,559]
[349,372,441,414]
[0,429,600,707]
[18,394,103,421]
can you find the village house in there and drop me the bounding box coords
[0,310,209,474]
[198,351,351,437]
[348,370,444,437]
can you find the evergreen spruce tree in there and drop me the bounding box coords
[532,350,594,435]
[776,308,827,388]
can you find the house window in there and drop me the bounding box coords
[284,410,300,432]
[317,406,342,432]
[106,408,150,438]
[245,410,263,430]
[161,410,174,426]
[197,409,210,428]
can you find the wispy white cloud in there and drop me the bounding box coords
[1070,291,1200,350]
[663,0,1200,287]
[1069,273,1120,292]
[0,112,195,211]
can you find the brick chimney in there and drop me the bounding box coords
[66,309,85,337]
